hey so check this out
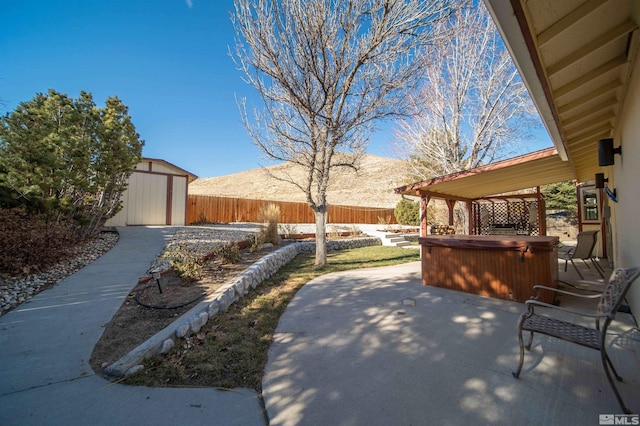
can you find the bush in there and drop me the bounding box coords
[278,223,298,239]
[162,242,205,282]
[216,241,241,264]
[394,199,420,226]
[247,234,265,253]
[257,203,280,245]
[0,208,79,274]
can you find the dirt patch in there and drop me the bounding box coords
[90,245,283,374]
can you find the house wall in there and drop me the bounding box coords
[613,36,640,315]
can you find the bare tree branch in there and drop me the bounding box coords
[232,0,455,265]
[394,1,539,182]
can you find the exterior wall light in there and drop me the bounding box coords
[595,172,618,202]
[595,172,608,188]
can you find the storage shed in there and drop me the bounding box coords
[105,158,198,226]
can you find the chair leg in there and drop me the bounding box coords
[570,259,585,280]
[513,327,526,378]
[590,258,606,279]
[601,349,630,414]
[524,330,534,351]
[604,351,623,382]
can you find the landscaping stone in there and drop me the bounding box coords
[103,234,382,377]
[175,323,190,338]
[207,301,220,317]
[125,365,144,376]
[158,339,175,354]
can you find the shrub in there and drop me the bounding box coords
[377,215,394,231]
[216,241,241,264]
[394,199,420,226]
[162,242,205,282]
[190,212,210,225]
[347,225,361,237]
[278,224,298,239]
[257,203,280,245]
[327,225,341,240]
[0,208,79,274]
[247,233,265,253]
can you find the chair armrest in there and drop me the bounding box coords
[532,285,602,299]
[525,299,612,319]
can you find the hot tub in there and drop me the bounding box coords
[418,235,559,303]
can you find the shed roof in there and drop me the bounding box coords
[141,157,199,182]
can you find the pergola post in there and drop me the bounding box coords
[466,200,473,235]
[536,186,546,236]
[420,195,430,237]
[446,199,456,226]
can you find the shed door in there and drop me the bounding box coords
[126,172,168,225]
[105,171,189,226]
[170,175,187,225]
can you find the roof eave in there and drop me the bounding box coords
[483,0,571,164]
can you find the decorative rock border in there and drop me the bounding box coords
[104,236,381,377]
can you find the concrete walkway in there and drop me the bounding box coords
[262,261,640,425]
[0,227,266,426]
[2,227,638,425]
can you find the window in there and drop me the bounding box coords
[580,186,599,222]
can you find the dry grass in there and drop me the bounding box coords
[122,246,419,390]
[257,203,280,245]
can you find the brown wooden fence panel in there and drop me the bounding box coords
[187,195,397,225]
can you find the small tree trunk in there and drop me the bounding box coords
[314,206,328,267]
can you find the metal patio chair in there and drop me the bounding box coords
[561,230,605,279]
[513,267,640,414]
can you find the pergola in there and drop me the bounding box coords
[394,148,576,236]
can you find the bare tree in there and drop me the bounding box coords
[232,0,456,266]
[395,1,538,182]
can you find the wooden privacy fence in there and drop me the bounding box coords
[187,195,397,224]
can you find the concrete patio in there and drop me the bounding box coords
[1,226,636,425]
[263,254,639,425]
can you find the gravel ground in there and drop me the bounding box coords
[146,224,261,273]
[0,225,263,317]
[0,232,120,316]
[0,223,389,317]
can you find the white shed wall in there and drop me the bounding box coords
[105,159,193,227]
[170,175,187,225]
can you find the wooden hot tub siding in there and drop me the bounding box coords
[419,236,559,304]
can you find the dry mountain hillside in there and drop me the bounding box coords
[189,154,413,209]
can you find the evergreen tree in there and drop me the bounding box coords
[541,181,577,216]
[0,89,144,237]
[394,199,420,226]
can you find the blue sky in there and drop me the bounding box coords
[0,0,551,179]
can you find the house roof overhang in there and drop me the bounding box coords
[396,0,639,201]
[483,0,639,184]
[395,148,575,201]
